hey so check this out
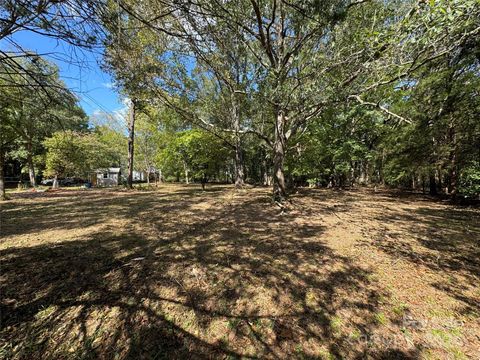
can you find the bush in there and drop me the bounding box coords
[458,164,480,198]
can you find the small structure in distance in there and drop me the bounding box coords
[93,167,121,187]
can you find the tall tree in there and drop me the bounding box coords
[0,90,17,200]
[103,0,166,188]
[103,0,479,199]
[44,130,113,187]
[135,111,161,185]
[1,55,87,186]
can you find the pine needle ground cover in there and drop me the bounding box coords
[1,184,478,359]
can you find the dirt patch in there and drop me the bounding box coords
[1,184,479,359]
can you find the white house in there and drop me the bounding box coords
[94,168,121,186]
[132,170,147,182]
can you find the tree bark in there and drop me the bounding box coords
[127,99,136,189]
[231,94,244,188]
[53,174,59,189]
[26,140,36,187]
[0,147,6,200]
[184,162,189,184]
[234,143,244,188]
[448,126,457,197]
[262,153,271,186]
[429,173,437,195]
[359,160,365,184]
[273,109,287,201]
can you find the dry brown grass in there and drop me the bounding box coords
[1,184,479,359]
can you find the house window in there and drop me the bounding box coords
[103,172,108,179]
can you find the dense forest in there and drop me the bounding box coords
[1,0,479,201]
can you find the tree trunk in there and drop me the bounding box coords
[273,109,287,201]
[448,126,457,197]
[429,173,437,195]
[350,162,355,187]
[231,94,244,188]
[0,147,6,200]
[234,143,244,188]
[184,162,189,184]
[127,100,136,189]
[26,140,36,187]
[359,160,365,184]
[261,155,268,185]
[380,149,386,185]
[53,174,59,189]
[436,169,442,194]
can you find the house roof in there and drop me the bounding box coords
[95,167,121,173]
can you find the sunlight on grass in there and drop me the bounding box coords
[1,185,478,359]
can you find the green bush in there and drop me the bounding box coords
[458,164,480,198]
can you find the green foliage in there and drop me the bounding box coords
[288,106,383,186]
[1,54,89,182]
[4,0,479,199]
[44,131,113,178]
[94,125,128,169]
[157,129,231,183]
[458,165,480,198]
[135,112,161,175]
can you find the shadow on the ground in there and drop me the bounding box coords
[1,186,458,359]
[0,187,213,238]
[365,199,480,316]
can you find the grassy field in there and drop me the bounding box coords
[1,184,479,359]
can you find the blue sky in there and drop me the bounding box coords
[3,30,124,118]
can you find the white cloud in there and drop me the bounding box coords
[113,106,129,124]
[101,82,114,89]
[89,107,128,133]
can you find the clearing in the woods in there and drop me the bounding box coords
[1,185,479,359]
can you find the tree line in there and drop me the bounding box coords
[1,0,479,200]
[103,0,479,200]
